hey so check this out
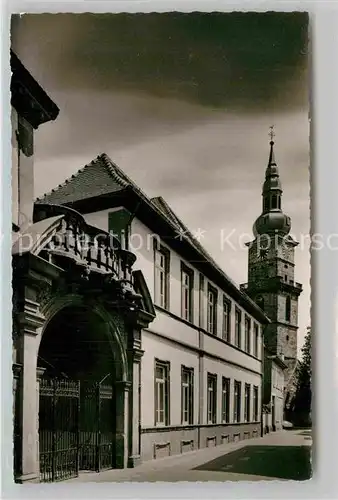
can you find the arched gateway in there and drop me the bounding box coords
[12,204,155,483]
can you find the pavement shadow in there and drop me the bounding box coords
[194,445,312,480]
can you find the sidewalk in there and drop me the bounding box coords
[68,429,312,483]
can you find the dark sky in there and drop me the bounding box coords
[11,12,310,351]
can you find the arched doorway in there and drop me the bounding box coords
[37,304,126,482]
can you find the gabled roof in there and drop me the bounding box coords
[36,154,130,205]
[36,153,270,324]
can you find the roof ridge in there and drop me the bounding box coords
[97,153,130,189]
[154,196,195,237]
[99,153,152,201]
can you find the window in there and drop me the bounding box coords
[221,377,230,423]
[154,360,170,426]
[154,245,169,309]
[285,296,291,322]
[207,285,218,335]
[253,324,259,357]
[199,274,205,328]
[234,381,241,423]
[264,197,269,212]
[256,295,264,311]
[207,373,217,424]
[244,384,251,422]
[181,264,194,322]
[235,308,242,348]
[253,386,259,421]
[244,316,251,353]
[222,297,231,342]
[181,367,194,425]
[271,194,277,209]
[284,275,288,282]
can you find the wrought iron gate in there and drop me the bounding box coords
[39,376,115,482]
[39,378,80,482]
[79,377,114,472]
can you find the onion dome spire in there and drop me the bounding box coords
[253,126,291,237]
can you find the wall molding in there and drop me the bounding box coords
[145,327,262,377]
[141,421,260,434]
[154,305,262,362]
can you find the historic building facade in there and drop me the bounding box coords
[37,154,269,470]
[241,135,303,423]
[11,52,301,484]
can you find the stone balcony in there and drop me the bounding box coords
[13,203,143,310]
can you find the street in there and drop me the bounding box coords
[69,429,312,483]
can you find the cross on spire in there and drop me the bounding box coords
[269,125,275,142]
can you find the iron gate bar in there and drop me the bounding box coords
[40,375,114,482]
[79,376,114,473]
[39,378,80,483]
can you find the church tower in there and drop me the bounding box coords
[243,129,302,385]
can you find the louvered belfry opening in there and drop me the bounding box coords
[38,306,119,482]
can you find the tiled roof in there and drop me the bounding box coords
[36,153,132,205]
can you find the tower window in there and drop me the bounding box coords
[284,264,288,269]
[286,335,289,342]
[271,194,277,209]
[278,197,281,209]
[256,295,264,311]
[284,275,288,282]
[264,197,269,212]
[285,296,291,322]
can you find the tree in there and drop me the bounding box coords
[293,327,312,426]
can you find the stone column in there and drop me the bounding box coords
[15,296,45,483]
[114,380,131,469]
[128,346,144,468]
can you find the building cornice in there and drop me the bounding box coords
[10,50,59,129]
